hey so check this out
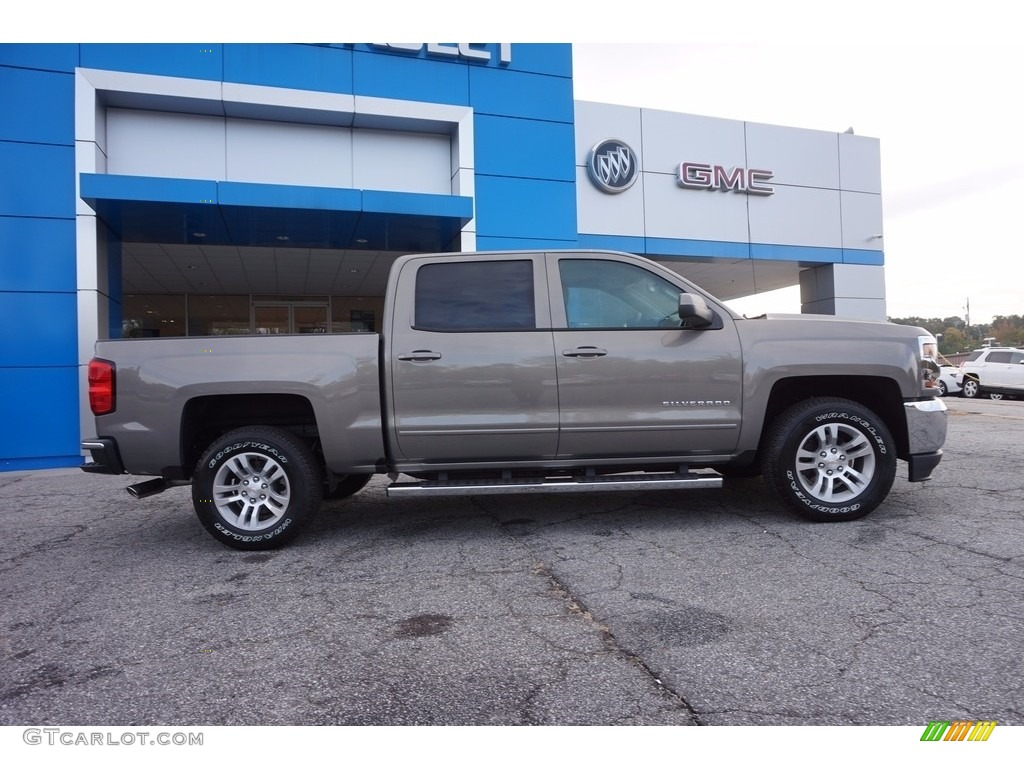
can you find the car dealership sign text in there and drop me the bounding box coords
[677,162,775,196]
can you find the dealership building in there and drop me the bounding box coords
[0,43,885,471]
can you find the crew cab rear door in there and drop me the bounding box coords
[387,254,559,463]
[547,254,743,461]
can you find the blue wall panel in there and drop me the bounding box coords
[219,181,361,211]
[0,292,77,367]
[0,367,80,466]
[469,67,574,122]
[751,243,842,263]
[224,44,353,93]
[0,217,77,292]
[576,233,647,254]
[352,50,469,105]
[80,44,224,81]
[0,142,75,218]
[0,44,77,72]
[474,115,576,182]
[842,248,885,265]
[474,176,577,242]
[0,67,74,145]
[647,237,752,260]
[502,44,572,77]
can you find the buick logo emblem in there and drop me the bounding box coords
[587,139,638,194]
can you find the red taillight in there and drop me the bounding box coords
[88,358,116,415]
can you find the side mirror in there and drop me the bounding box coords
[678,293,714,328]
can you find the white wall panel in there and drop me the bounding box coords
[643,171,750,243]
[106,109,225,180]
[641,109,747,174]
[748,185,842,248]
[574,101,643,165]
[745,122,840,188]
[839,133,882,193]
[105,110,452,194]
[840,191,884,250]
[575,166,645,237]
[352,130,452,195]
[226,119,353,187]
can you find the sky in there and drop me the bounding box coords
[11,2,1023,325]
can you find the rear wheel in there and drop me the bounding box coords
[989,393,1004,401]
[763,398,896,522]
[961,378,980,398]
[192,426,322,550]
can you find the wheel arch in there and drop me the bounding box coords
[180,393,319,479]
[757,376,909,460]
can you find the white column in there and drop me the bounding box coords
[800,263,887,320]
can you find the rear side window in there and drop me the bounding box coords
[986,351,1012,363]
[414,260,535,331]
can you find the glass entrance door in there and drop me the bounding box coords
[253,302,329,334]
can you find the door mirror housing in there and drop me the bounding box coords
[678,294,714,328]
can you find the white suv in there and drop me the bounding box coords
[959,347,1024,400]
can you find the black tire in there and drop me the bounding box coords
[762,398,896,522]
[192,426,323,550]
[989,393,1004,401]
[961,377,979,398]
[323,473,373,500]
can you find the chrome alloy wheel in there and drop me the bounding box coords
[794,422,877,504]
[212,452,291,531]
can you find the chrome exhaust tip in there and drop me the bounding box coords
[126,478,170,499]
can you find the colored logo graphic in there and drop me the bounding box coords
[920,720,997,741]
[587,139,638,194]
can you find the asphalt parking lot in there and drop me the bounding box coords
[1,398,1022,726]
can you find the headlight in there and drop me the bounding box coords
[918,335,940,393]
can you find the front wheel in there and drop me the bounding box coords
[762,398,896,522]
[192,426,323,550]
[961,378,979,398]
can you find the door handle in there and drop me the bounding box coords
[397,350,442,362]
[562,346,608,359]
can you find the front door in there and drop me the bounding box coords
[548,256,743,461]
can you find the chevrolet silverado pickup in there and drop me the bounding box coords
[82,250,948,550]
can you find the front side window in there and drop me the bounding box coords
[559,259,687,329]
[415,260,535,331]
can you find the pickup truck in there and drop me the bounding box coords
[81,249,948,550]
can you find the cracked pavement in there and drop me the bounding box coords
[1,398,1021,725]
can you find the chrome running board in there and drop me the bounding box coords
[386,471,722,497]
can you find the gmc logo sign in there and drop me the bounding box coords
[677,163,775,196]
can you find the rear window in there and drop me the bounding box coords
[414,260,535,331]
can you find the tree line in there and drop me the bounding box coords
[888,315,1024,355]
